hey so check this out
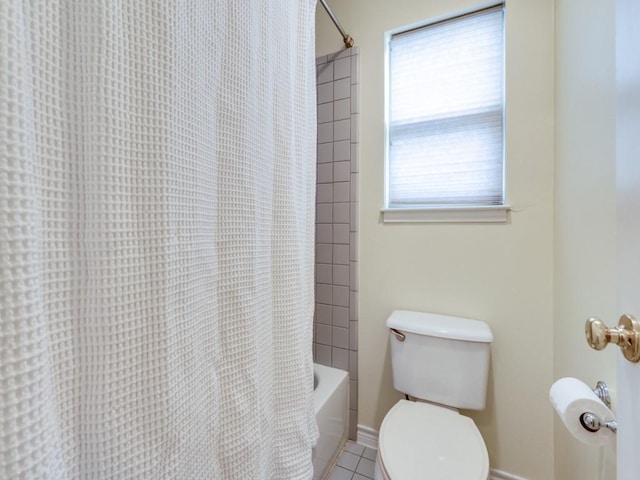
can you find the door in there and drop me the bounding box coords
[616,1,640,478]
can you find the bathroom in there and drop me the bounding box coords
[316,0,628,479]
[1,0,638,479]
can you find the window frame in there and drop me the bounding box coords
[382,2,510,223]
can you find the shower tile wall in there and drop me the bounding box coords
[314,47,359,440]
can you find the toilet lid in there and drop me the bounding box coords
[379,400,489,480]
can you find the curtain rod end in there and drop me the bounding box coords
[343,35,355,48]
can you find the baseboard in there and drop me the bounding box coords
[356,425,528,480]
[356,424,379,450]
[489,469,529,480]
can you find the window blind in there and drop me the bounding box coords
[387,6,505,207]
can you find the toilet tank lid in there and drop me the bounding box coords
[386,310,493,343]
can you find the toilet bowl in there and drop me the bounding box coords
[374,400,489,480]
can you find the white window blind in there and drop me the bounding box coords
[387,5,505,208]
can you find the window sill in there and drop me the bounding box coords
[381,205,510,223]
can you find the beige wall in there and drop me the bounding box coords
[317,1,555,478]
[554,0,617,478]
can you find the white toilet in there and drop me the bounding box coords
[374,310,494,480]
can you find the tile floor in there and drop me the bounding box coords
[327,440,377,480]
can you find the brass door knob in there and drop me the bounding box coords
[585,314,640,363]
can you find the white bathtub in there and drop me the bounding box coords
[312,363,349,480]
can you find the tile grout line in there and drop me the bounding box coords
[328,440,377,480]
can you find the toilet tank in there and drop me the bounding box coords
[387,310,493,410]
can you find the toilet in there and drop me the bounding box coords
[374,310,493,480]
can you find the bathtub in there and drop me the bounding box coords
[312,363,349,480]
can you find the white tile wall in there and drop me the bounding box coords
[316,184,333,204]
[318,102,334,124]
[334,77,351,100]
[351,85,359,114]
[316,344,331,364]
[333,286,349,307]
[333,224,350,245]
[316,203,332,224]
[318,143,333,163]
[350,232,358,262]
[334,140,351,161]
[317,324,332,345]
[334,161,351,182]
[333,306,349,328]
[349,291,358,320]
[350,380,358,410]
[317,82,334,104]
[330,48,352,61]
[316,304,332,325]
[333,264,349,286]
[332,347,349,370]
[333,182,350,203]
[316,243,333,264]
[333,203,350,224]
[317,284,333,305]
[332,327,349,349]
[333,244,349,265]
[350,144,359,173]
[316,224,332,244]
[351,54,359,84]
[315,48,359,440]
[350,261,358,290]
[317,62,334,84]
[318,122,334,143]
[349,203,358,232]
[349,326,358,353]
[334,98,351,121]
[350,114,359,143]
[350,173,358,202]
[334,57,351,79]
[316,263,332,284]
[317,163,333,184]
[333,119,350,142]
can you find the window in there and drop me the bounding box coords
[383,4,507,222]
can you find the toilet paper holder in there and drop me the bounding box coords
[580,412,617,435]
[580,381,617,435]
[592,380,611,408]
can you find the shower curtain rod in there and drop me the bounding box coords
[319,0,355,48]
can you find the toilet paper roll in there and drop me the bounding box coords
[549,377,615,446]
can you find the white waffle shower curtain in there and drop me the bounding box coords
[0,1,318,478]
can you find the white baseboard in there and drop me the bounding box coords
[356,424,379,450]
[356,425,528,480]
[489,469,529,480]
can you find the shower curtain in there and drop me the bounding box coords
[0,1,318,478]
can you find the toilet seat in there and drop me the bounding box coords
[377,400,489,480]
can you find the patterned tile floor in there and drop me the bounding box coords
[327,441,377,480]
